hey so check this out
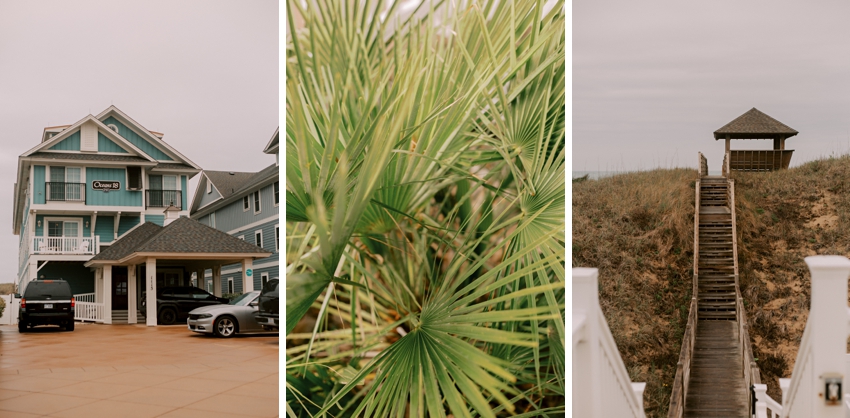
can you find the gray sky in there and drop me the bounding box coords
[573,1,850,173]
[0,0,278,284]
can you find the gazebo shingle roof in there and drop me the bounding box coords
[89,217,269,263]
[714,108,798,140]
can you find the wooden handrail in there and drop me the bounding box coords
[668,180,701,418]
[698,152,708,178]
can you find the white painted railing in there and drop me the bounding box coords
[33,237,96,255]
[752,256,850,418]
[573,268,647,418]
[75,301,104,323]
[74,293,95,303]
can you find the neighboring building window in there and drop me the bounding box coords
[210,212,216,228]
[126,167,142,190]
[273,181,279,206]
[275,224,279,252]
[255,230,263,248]
[228,278,234,294]
[261,273,269,288]
[148,174,179,208]
[253,191,261,214]
[243,196,250,211]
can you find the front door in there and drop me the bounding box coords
[112,269,128,310]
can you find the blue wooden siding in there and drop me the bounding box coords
[146,215,165,226]
[101,116,173,161]
[211,181,279,233]
[97,133,128,153]
[196,182,222,208]
[85,167,143,206]
[39,262,94,294]
[48,131,80,151]
[118,216,141,236]
[181,175,187,209]
[94,216,114,243]
[33,166,45,204]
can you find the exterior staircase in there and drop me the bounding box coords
[111,310,146,324]
[697,177,736,320]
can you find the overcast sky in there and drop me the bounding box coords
[573,1,850,173]
[0,0,278,284]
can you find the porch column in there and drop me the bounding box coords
[103,265,112,325]
[95,268,103,303]
[242,259,254,293]
[146,258,157,326]
[28,260,37,282]
[212,265,222,297]
[128,264,137,324]
[196,268,205,289]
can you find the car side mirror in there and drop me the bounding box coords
[249,301,258,308]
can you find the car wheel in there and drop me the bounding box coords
[66,321,75,331]
[159,308,177,325]
[18,321,26,333]
[213,316,237,338]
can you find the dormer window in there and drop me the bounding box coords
[107,124,118,132]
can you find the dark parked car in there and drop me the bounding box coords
[140,286,229,325]
[255,279,278,330]
[18,279,75,332]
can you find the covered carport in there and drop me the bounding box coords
[84,209,271,326]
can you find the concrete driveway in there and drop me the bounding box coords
[0,323,279,417]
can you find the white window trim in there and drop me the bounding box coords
[273,182,279,207]
[243,195,250,212]
[43,217,83,237]
[125,166,143,191]
[254,229,263,249]
[253,190,262,215]
[261,272,269,288]
[238,235,245,241]
[275,224,279,252]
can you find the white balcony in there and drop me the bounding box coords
[32,237,97,255]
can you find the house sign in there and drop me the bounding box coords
[92,180,120,191]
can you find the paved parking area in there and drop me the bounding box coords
[0,322,279,417]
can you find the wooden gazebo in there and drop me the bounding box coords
[714,107,797,172]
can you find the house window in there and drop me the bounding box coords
[261,273,269,288]
[255,230,263,248]
[275,224,279,252]
[273,182,279,206]
[126,167,142,190]
[47,166,83,201]
[228,278,234,294]
[243,196,250,211]
[253,191,261,214]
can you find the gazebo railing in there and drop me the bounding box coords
[729,150,793,172]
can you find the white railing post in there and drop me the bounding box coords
[573,267,601,418]
[754,384,769,418]
[779,378,791,406]
[792,256,850,418]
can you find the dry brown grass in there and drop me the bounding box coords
[0,283,15,295]
[573,168,696,417]
[734,155,850,401]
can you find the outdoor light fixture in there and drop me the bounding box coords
[37,220,41,227]
[823,373,842,405]
[85,221,89,228]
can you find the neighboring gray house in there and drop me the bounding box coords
[190,128,279,294]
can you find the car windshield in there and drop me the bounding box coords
[229,291,260,306]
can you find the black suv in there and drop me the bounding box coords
[255,279,279,330]
[18,279,75,332]
[141,286,229,325]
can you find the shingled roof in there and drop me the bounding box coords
[714,108,798,140]
[87,217,270,265]
[205,170,257,199]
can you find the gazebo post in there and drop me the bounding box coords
[725,134,730,153]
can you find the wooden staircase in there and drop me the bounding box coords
[111,310,145,324]
[697,177,736,321]
[682,175,749,417]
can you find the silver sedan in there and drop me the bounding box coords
[187,291,276,338]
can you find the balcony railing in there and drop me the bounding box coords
[45,182,85,202]
[32,237,96,255]
[146,190,182,209]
